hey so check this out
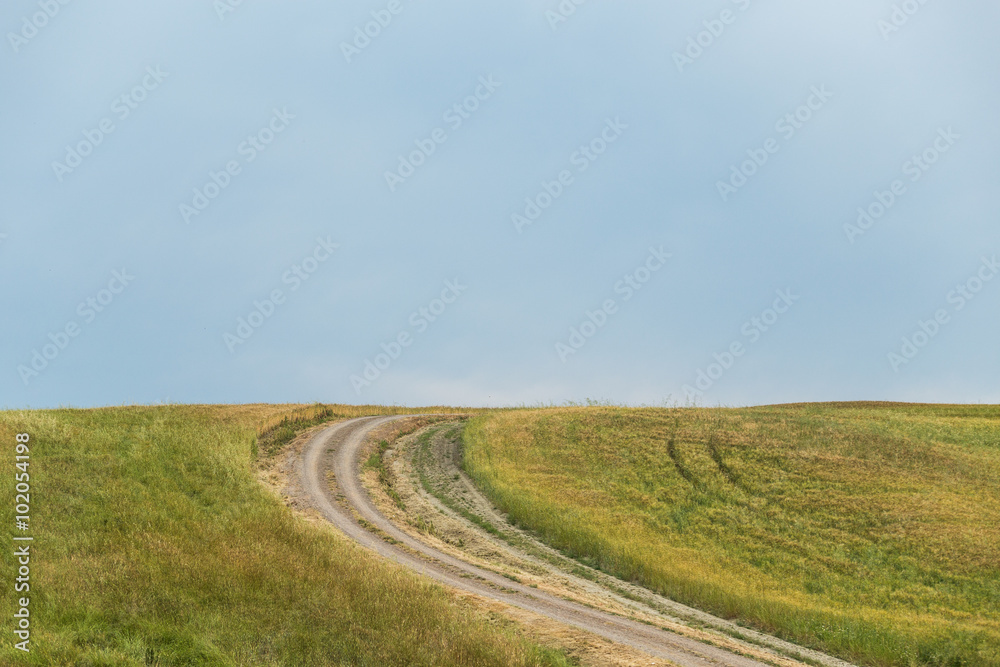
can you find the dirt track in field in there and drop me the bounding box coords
[293,416,858,667]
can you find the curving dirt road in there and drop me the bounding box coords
[295,416,851,667]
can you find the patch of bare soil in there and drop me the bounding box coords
[255,421,333,525]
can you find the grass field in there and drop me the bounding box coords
[463,403,1000,667]
[0,404,570,666]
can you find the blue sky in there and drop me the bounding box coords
[2,0,998,409]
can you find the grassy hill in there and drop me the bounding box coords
[463,403,1000,667]
[0,405,568,666]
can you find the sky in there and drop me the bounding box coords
[2,0,998,409]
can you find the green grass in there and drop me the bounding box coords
[462,403,1000,667]
[0,405,571,666]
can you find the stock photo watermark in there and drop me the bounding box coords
[844,127,959,243]
[350,279,468,394]
[673,0,753,73]
[546,0,590,31]
[7,0,72,53]
[556,246,671,362]
[17,269,136,386]
[878,0,934,40]
[179,108,295,224]
[12,432,33,653]
[384,75,502,192]
[716,85,832,202]
[223,237,339,353]
[51,66,169,183]
[682,288,800,401]
[341,0,408,63]
[887,255,997,372]
[214,0,247,22]
[512,117,628,234]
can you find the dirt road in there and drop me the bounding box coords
[295,416,853,667]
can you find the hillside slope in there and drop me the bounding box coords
[463,403,1000,666]
[0,405,567,666]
